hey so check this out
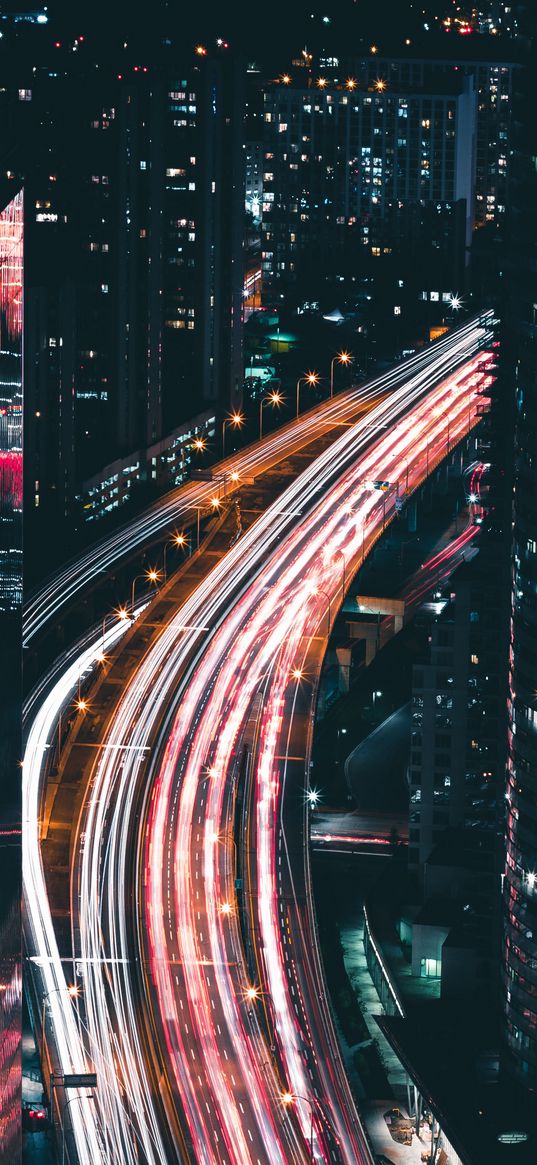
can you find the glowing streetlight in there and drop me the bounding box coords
[210,495,222,510]
[449,294,462,311]
[345,78,357,91]
[281,1092,319,1162]
[259,390,283,438]
[309,584,331,634]
[291,667,304,681]
[306,788,320,808]
[219,901,233,916]
[163,532,190,579]
[280,73,292,85]
[296,371,319,418]
[222,411,244,457]
[192,436,207,454]
[317,76,327,88]
[375,78,386,92]
[333,547,346,594]
[130,568,160,612]
[330,350,352,398]
[41,985,81,1062]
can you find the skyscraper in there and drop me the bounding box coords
[261,72,477,307]
[15,38,244,549]
[502,3,537,1090]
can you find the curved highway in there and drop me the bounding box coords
[23,313,495,1164]
[23,312,495,648]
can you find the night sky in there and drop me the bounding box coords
[42,0,438,60]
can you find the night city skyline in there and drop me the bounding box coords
[0,2,536,1164]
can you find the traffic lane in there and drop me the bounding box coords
[141,354,489,1165]
[73,335,496,1155]
[23,383,389,645]
[144,696,299,1165]
[25,309,491,643]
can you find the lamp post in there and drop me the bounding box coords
[100,606,129,652]
[41,985,80,1064]
[222,412,244,458]
[309,584,331,634]
[163,533,189,581]
[130,568,160,613]
[333,548,346,597]
[245,984,278,1054]
[191,506,204,551]
[281,1092,322,1163]
[330,350,352,398]
[259,390,283,439]
[296,371,319,418]
[62,1092,94,1165]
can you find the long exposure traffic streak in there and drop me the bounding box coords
[24,313,495,1164]
[23,312,494,647]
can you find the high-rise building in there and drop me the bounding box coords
[8,38,245,548]
[502,3,537,1092]
[261,73,477,306]
[409,549,508,870]
[348,54,515,232]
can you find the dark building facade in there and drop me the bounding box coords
[4,36,245,545]
[502,2,537,1092]
[261,72,477,308]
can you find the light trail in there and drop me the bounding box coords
[23,615,140,1165]
[25,313,496,1164]
[23,312,495,647]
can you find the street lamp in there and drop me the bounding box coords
[41,985,80,1063]
[189,505,206,551]
[333,548,346,596]
[259,390,283,439]
[281,1092,320,1163]
[244,983,278,1053]
[296,371,319,418]
[209,826,238,876]
[191,435,207,455]
[130,568,161,613]
[309,584,331,634]
[222,411,244,458]
[330,350,352,398]
[62,1091,94,1165]
[163,532,189,580]
[372,689,382,707]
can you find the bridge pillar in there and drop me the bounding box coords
[335,647,352,693]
